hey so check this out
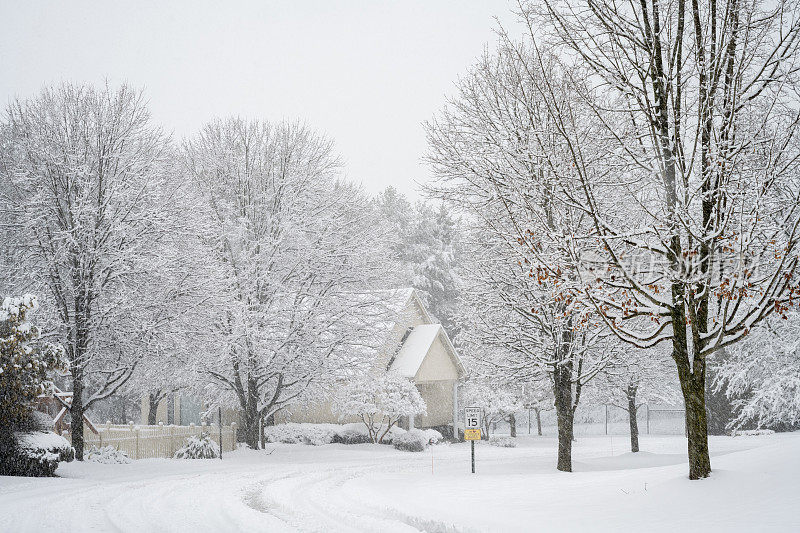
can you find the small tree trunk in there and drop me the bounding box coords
[147,392,160,425]
[120,397,127,424]
[535,408,542,436]
[627,385,639,453]
[509,413,517,437]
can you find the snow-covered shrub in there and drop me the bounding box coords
[731,429,775,437]
[333,428,373,445]
[3,430,75,477]
[174,432,220,459]
[377,425,408,444]
[263,423,410,446]
[392,429,429,452]
[86,445,132,464]
[264,423,339,445]
[489,435,517,448]
[418,428,443,445]
[333,373,426,443]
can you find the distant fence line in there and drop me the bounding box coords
[62,422,237,459]
[576,404,686,436]
[505,404,686,437]
[644,406,686,436]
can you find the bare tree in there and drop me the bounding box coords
[524,0,800,478]
[592,347,679,452]
[426,44,614,469]
[0,83,174,459]
[182,118,391,448]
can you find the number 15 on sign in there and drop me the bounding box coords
[465,406,482,429]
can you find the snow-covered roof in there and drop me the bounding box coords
[388,323,466,379]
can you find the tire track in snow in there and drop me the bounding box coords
[245,462,470,533]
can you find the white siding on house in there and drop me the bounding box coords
[413,333,460,382]
[415,380,457,428]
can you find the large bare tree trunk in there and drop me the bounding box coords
[70,368,85,461]
[536,408,542,436]
[69,308,89,460]
[553,365,575,472]
[509,413,517,437]
[241,388,260,450]
[672,322,712,479]
[627,385,639,453]
[682,359,711,479]
[554,395,574,471]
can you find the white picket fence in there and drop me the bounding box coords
[62,422,237,459]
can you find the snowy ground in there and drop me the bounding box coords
[1,432,799,532]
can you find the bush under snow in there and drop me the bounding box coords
[174,432,220,459]
[417,428,443,445]
[264,423,340,446]
[392,428,443,452]
[86,445,132,464]
[392,430,426,452]
[731,429,775,437]
[3,430,75,477]
[332,428,373,445]
[489,435,517,448]
[263,422,429,447]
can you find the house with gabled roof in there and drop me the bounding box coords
[277,288,466,437]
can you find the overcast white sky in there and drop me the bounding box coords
[0,1,521,198]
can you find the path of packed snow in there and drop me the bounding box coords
[1,433,799,532]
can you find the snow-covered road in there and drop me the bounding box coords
[1,433,799,532]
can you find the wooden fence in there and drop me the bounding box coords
[62,422,237,460]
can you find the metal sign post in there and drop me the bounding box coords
[464,406,482,473]
[471,440,475,473]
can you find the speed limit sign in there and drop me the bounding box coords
[465,406,482,429]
